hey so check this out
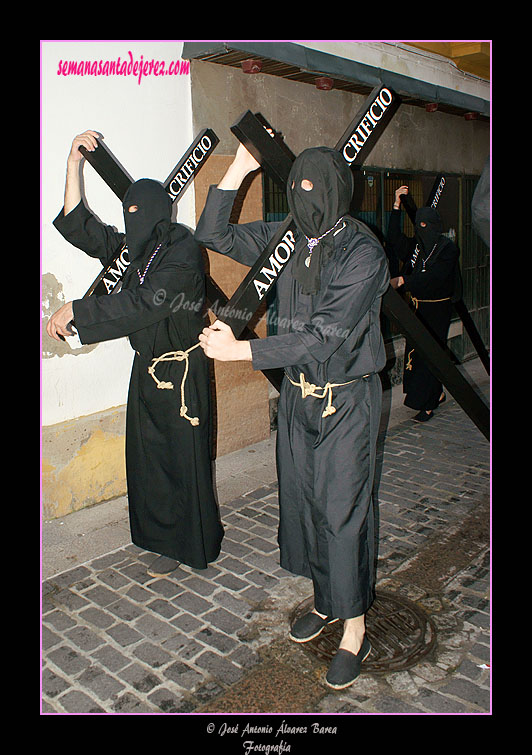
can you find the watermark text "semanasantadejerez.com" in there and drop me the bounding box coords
[56,51,190,85]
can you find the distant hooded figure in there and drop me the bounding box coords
[195,143,390,689]
[387,186,461,421]
[52,145,223,577]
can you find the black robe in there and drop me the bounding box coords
[195,186,390,618]
[53,201,224,568]
[386,209,460,412]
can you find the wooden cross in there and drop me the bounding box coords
[218,86,489,440]
[79,128,219,296]
[74,130,284,390]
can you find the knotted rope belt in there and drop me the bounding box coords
[146,342,201,426]
[285,371,366,418]
[410,296,451,310]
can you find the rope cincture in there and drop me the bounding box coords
[286,371,364,418]
[147,342,201,426]
[410,296,451,310]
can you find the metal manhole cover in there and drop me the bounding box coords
[290,590,437,673]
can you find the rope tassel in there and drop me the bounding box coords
[147,343,201,426]
[286,371,359,418]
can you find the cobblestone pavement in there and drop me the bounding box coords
[42,374,490,720]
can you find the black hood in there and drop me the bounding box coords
[415,206,442,254]
[287,147,354,294]
[287,147,353,238]
[123,178,172,262]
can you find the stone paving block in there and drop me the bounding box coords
[169,612,204,634]
[125,584,154,603]
[50,589,90,612]
[42,666,71,699]
[418,688,468,713]
[132,641,174,669]
[244,536,278,554]
[78,606,116,629]
[83,585,120,608]
[194,650,245,686]
[76,664,126,700]
[147,578,182,598]
[210,588,253,618]
[372,695,424,713]
[148,687,194,713]
[56,690,105,713]
[180,575,219,597]
[203,607,247,635]
[91,644,131,673]
[214,573,249,591]
[215,555,250,575]
[438,677,490,710]
[117,662,164,694]
[118,562,154,584]
[162,631,206,661]
[163,659,206,690]
[64,625,106,652]
[47,645,92,676]
[134,613,179,643]
[42,625,62,651]
[48,566,93,590]
[111,691,154,713]
[227,644,261,670]
[105,622,144,647]
[195,626,238,654]
[222,539,254,559]
[97,569,131,590]
[171,591,213,615]
[146,598,180,619]
[106,597,145,622]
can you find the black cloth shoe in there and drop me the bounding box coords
[147,555,180,577]
[325,636,372,689]
[289,612,339,643]
[413,410,433,422]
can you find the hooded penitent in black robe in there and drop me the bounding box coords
[195,148,390,619]
[53,179,223,568]
[386,206,460,412]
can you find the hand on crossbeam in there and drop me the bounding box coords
[68,130,100,164]
[198,320,252,362]
[218,129,274,191]
[393,185,409,209]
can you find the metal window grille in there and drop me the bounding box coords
[262,169,489,356]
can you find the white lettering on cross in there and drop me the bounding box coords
[253,230,296,300]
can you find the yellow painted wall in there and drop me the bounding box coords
[42,409,127,520]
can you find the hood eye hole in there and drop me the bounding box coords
[128,205,139,213]
[301,179,313,191]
